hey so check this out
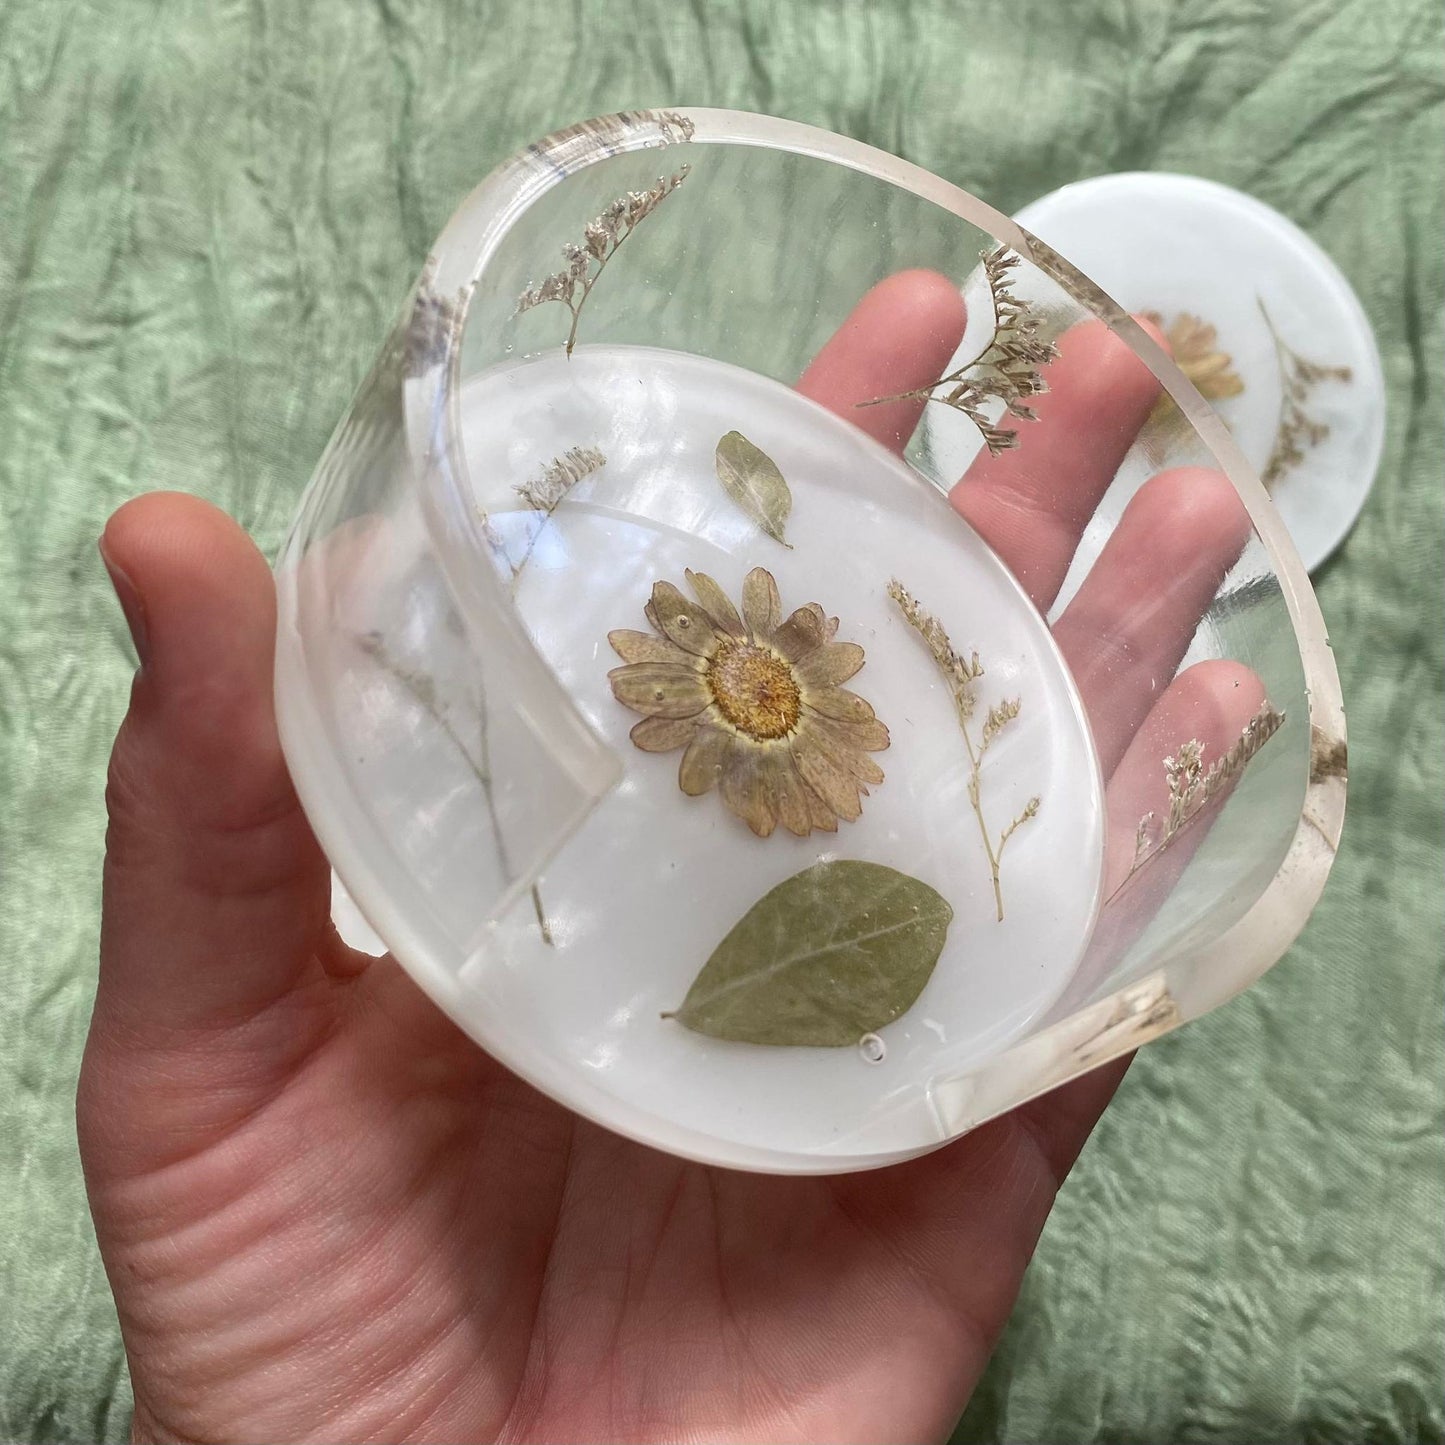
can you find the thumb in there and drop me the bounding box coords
[95,492,338,1046]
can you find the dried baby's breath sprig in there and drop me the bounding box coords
[1133,812,1155,866]
[515,167,691,357]
[515,445,606,513]
[858,246,1059,456]
[358,632,554,944]
[653,111,695,144]
[888,579,1039,921]
[886,578,983,707]
[1116,700,1286,900]
[478,445,607,590]
[1163,738,1207,834]
[980,697,1022,752]
[1259,299,1352,490]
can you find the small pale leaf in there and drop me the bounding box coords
[714,430,794,548]
[667,860,953,1046]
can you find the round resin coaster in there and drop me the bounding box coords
[926,172,1384,572]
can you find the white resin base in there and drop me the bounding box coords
[333,344,1098,1167]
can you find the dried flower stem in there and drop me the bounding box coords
[515,167,690,357]
[359,632,553,945]
[466,448,607,932]
[529,882,554,947]
[467,449,606,929]
[858,247,1058,456]
[1259,299,1352,490]
[1113,700,1286,902]
[888,580,1039,921]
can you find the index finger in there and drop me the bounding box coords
[797,271,1165,614]
[949,318,1164,612]
[796,269,967,453]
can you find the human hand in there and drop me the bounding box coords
[82,271,1260,1444]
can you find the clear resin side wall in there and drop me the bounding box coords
[274,110,1347,1172]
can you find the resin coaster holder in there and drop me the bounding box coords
[277,110,1346,1173]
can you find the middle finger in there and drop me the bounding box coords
[796,270,1250,751]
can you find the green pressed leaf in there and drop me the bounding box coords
[714,430,794,548]
[666,860,953,1047]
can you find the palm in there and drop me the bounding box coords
[83,272,1258,1444]
[84,946,1073,1443]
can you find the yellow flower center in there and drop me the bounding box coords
[706,641,802,741]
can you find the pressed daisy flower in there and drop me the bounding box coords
[1144,312,1244,413]
[607,567,889,837]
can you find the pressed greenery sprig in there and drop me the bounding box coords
[857,246,1058,456]
[888,579,1039,921]
[1259,299,1351,490]
[359,632,554,944]
[1117,700,1286,899]
[515,167,691,357]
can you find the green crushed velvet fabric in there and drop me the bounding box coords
[1,1,1440,1440]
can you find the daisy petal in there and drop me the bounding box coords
[685,570,745,636]
[801,780,840,833]
[803,717,887,786]
[852,756,886,787]
[720,746,777,836]
[795,641,865,688]
[771,605,828,661]
[609,663,710,718]
[648,581,718,656]
[813,711,890,757]
[768,752,814,837]
[629,715,698,753]
[804,687,877,724]
[678,726,730,796]
[609,628,689,665]
[741,567,782,637]
[792,742,863,822]
[751,745,820,838]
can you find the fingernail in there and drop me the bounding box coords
[99,537,150,666]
